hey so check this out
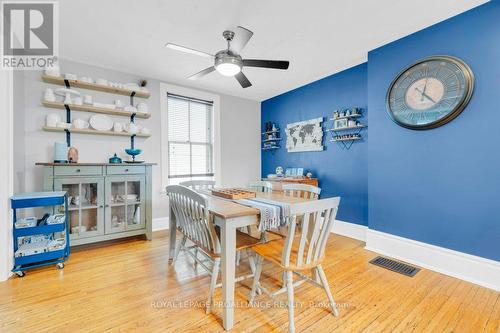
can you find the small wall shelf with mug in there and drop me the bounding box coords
[262,122,281,151]
[328,107,366,150]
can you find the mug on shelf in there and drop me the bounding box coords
[127,123,138,134]
[46,113,61,127]
[136,103,148,113]
[44,88,56,102]
[113,122,123,132]
[65,73,77,81]
[44,64,60,77]
[73,97,83,105]
[96,78,108,86]
[72,118,89,129]
[80,77,93,83]
[114,100,124,108]
[83,95,93,105]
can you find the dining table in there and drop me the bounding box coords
[167,191,311,330]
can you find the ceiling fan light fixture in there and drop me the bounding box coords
[214,51,242,77]
[216,62,241,76]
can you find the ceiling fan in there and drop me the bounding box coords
[165,26,289,88]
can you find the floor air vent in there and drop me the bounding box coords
[369,256,420,277]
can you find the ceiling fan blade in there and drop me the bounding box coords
[188,66,215,80]
[230,26,254,54]
[243,59,289,70]
[235,72,252,88]
[165,43,213,58]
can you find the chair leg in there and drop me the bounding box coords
[248,255,263,304]
[206,258,220,314]
[247,250,256,274]
[286,270,295,333]
[316,265,339,317]
[193,248,198,268]
[172,235,186,266]
[311,268,320,283]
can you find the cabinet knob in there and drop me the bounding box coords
[105,204,109,207]
[76,169,81,172]
[125,169,129,172]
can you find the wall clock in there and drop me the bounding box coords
[386,56,474,130]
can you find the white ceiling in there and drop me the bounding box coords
[59,0,488,101]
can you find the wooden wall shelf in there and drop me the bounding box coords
[331,137,362,142]
[42,126,151,138]
[328,125,366,132]
[42,100,151,119]
[330,114,362,121]
[41,75,151,98]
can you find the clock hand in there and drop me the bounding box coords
[415,87,437,104]
[421,78,429,101]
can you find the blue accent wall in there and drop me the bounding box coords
[368,1,500,261]
[261,63,368,226]
[261,1,500,261]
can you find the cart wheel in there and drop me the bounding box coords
[15,271,25,277]
[57,263,64,269]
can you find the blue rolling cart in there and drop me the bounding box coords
[11,191,70,277]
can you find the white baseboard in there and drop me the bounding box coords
[366,229,500,291]
[152,217,169,232]
[331,220,367,242]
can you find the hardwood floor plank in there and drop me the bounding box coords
[0,231,498,333]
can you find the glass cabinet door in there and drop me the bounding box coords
[106,179,127,233]
[105,176,145,234]
[54,177,105,239]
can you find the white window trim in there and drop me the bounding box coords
[160,82,221,190]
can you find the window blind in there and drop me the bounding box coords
[167,93,214,180]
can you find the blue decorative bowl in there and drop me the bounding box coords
[125,148,142,156]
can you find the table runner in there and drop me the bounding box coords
[198,189,291,231]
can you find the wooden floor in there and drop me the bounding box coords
[0,231,498,332]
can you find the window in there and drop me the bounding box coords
[167,93,214,184]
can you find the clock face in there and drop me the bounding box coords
[387,56,474,129]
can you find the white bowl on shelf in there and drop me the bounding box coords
[120,194,138,202]
[71,225,88,234]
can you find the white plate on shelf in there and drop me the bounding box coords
[89,114,113,131]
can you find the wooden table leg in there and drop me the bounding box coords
[220,218,236,330]
[168,205,177,264]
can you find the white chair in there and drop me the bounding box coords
[179,180,216,191]
[248,180,273,193]
[282,183,321,199]
[166,185,260,314]
[248,197,341,333]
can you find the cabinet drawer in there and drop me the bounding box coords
[106,165,145,175]
[54,166,103,176]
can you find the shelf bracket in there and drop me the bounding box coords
[130,91,136,107]
[63,79,71,89]
[64,104,71,147]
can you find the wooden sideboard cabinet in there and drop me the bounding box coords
[37,163,154,246]
[262,177,319,191]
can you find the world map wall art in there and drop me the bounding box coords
[285,117,324,152]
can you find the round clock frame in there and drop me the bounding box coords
[386,55,474,130]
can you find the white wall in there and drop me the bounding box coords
[220,95,261,187]
[0,69,14,281]
[13,59,261,226]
